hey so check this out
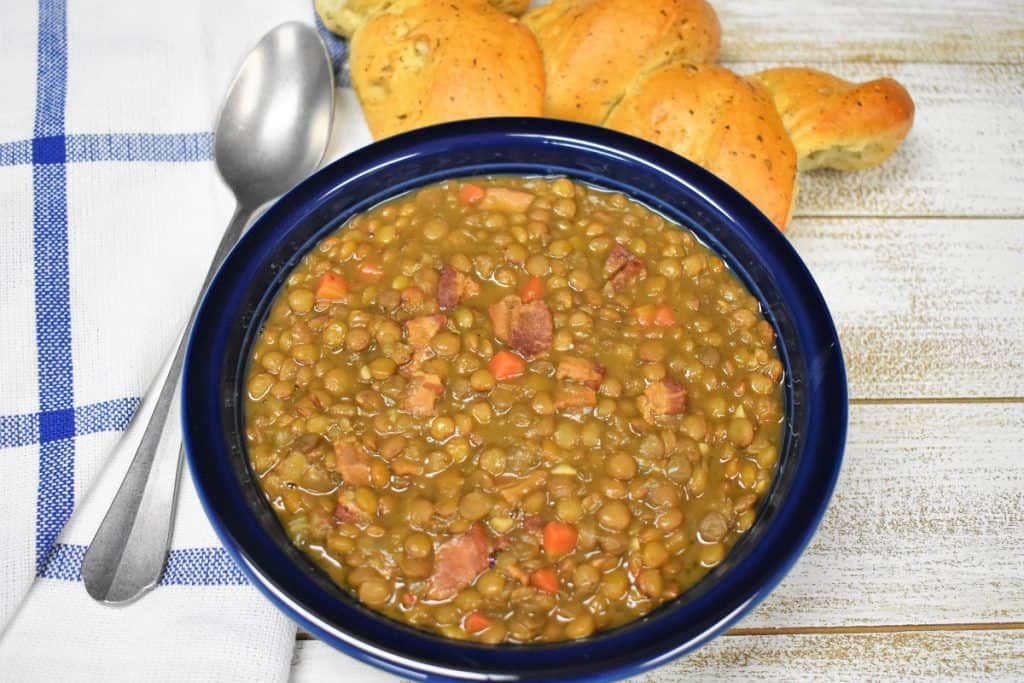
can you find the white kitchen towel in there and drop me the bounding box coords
[0,0,374,680]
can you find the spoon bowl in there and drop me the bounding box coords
[215,22,335,207]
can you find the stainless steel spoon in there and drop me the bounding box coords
[82,22,334,604]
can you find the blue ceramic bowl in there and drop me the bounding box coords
[182,118,847,682]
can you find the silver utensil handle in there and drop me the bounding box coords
[82,203,252,604]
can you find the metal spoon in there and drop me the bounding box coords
[82,22,334,604]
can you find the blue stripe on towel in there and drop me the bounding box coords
[31,0,74,573]
[2,132,214,167]
[40,543,250,585]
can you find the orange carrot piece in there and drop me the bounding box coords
[654,304,676,327]
[458,183,486,205]
[543,521,578,557]
[520,276,545,303]
[315,272,348,300]
[464,611,492,633]
[489,350,525,380]
[358,261,384,280]
[530,567,559,593]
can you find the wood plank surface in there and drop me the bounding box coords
[787,217,1024,399]
[740,402,1024,629]
[291,629,1024,682]
[717,1,1024,64]
[718,63,1024,219]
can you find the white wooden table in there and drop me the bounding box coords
[291,1,1024,679]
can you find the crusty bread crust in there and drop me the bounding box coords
[317,0,530,39]
[524,0,721,124]
[751,67,915,172]
[350,0,545,139]
[606,62,797,229]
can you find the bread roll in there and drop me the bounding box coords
[606,63,797,229]
[350,0,545,139]
[489,0,530,15]
[315,0,418,39]
[317,0,530,39]
[750,67,915,171]
[524,0,720,124]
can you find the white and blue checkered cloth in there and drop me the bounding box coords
[0,1,378,680]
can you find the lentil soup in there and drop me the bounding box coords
[242,176,785,644]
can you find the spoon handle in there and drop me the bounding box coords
[82,204,253,604]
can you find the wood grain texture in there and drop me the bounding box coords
[717,1,1024,64]
[635,630,1024,682]
[787,217,1024,399]
[719,63,1024,218]
[739,402,1024,629]
[291,629,1024,682]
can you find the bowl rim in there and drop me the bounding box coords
[182,117,847,682]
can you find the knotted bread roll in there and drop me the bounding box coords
[605,63,797,229]
[316,0,529,38]
[333,0,915,229]
[350,0,544,139]
[524,0,721,124]
[750,67,916,171]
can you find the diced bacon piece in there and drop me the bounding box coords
[604,244,647,290]
[556,357,606,389]
[404,314,446,350]
[522,514,546,537]
[610,260,647,290]
[437,265,460,310]
[488,295,553,359]
[437,264,480,310]
[478,187,535,213]
[488,296,515,342]
[333,439,372,486]
[639,378,688,423]
[401,372,444,417]
[604,245,634,277]
[426,523,492,601]
[511,302,553,358]
[555,385,597,410]
[334,490,370,525]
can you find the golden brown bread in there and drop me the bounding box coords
[605,63,797,229]
[315,0,417,39]
[750,67,915,171]
[350,0,545,139]
[524,0,721,124]
[489,0,530,15]
[316,0,530,39]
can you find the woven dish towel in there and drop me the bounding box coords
[0,0,378,680]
